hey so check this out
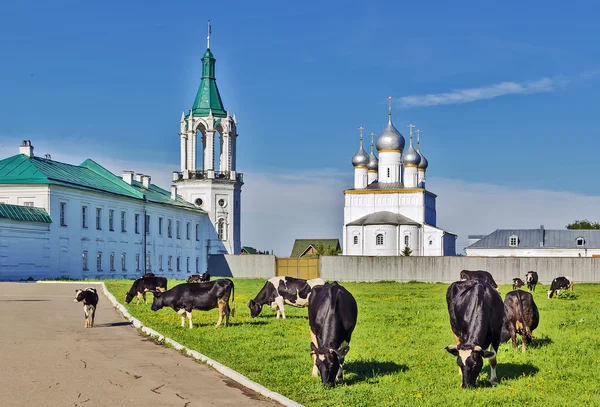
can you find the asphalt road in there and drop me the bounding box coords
[0,282,279,407]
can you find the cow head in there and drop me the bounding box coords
[74,289,84,303]
[310,342,349,387]
[247,299,263,318]
[200,272,211,282]
[150,292,164,311]
[124,290,136,304]
[547,289,555,299]
[445,344,494,388]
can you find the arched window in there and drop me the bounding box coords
[404,235,409,247]
[110,253,115,272]
[135,253,140,271]
[353,236,358,245]
[82,251,88,271]
[376,234,384,245]
[509,235,519,247]
[576,237,585,247]
[218,218,226,241]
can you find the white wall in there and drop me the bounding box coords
[344,191,428,225]
[466,247,600,257]
[0,218,51,280]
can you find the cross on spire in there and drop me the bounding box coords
[408,124,415,144]
[387,96,393,118]
[207,20,212,49]
[369,132,376,153]
[415,129,422,150]
[358,126,364,146]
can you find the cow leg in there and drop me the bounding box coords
[177,309,186,327]
[488,347,498,385]
[224,304,230,327]
[136,292,142,305]
[216,299,226,328]
[310,328,319,377]
[186,311,193,329]
[275,296,286,320]
[83,305,89,328]
[142,291,147,304]
[91,307,96,328]
[452,332,462,375]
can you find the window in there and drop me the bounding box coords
[82,206,88,228]
[387,168,390,177]
[146,254,151,271]
[576,237,585,247]
[404,235,409,247]
[60,202,67,226]
[196,257,199,273]
[121,253,126,271]
[176,256,181,272]
[509,235,518,247]
[110,253,115,271]
[186,257,190,273]
[159,254,163,271]
[429,239,433,246]
[136,253,140,271]
[23,202,34,207]
[109,210,114,231]
[168,255,173,271]
[376,234,384,246]
[195,223,199,241]
[168,219,173,238]
[82,250,88,271]
[353,236,358,245]
[96,252,102,271]
[159,217,163,236]
[218,218,225,241]
[135,214,140,234]
[96,208,102,230]
[176,220,181,239]
[121,211,126,232]
[186,222,190,240]
[145,214,150,235]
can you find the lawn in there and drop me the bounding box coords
[104,279,600,407]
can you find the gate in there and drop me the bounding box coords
[276,257,320,279]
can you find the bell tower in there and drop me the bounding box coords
[173,21,243,255]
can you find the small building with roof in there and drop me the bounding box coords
[466,225,600,257]
[291,239,341,257]
[343,102,456,256]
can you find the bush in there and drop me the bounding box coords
[557,290,578,300]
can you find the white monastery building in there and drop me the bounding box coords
[0,24,243,280]
[343,100,456,256]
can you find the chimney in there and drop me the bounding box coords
[123,171,134,185]
[540,225,545,247]
[141,175,151,189]
[44,154,51,160]
[134,173,143,182]
[170,185,178,200]
[172,171,180,182]
[19,140,34,157]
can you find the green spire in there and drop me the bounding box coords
[190,21,227,118]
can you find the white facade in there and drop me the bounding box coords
[466,248,600,257]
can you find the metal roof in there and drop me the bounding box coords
[290,239,341,257]
[0,203,52,223]
[347,211,420,227]
[190,48,227,118]
[467,228,600,249]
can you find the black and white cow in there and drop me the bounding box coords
[187,272,211,283]
[151,279,235,328]
[308,282,358,387]
[73,287,99,328]
[446,279,504,388]
[460,270,499,292]
[547,276,573,299]
[125,276,168,304]
[512,278,525,290]
[248,276,325,319]
[501,290,539,353]
[526,271,539,292]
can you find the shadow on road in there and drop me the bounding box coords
[94,321,133,328]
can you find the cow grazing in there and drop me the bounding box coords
[526,271,539,292]
[151,279,235,328]
[460,270,499,292]
[125,276,168,304]
[446,279,504,388]
[512,278,525,290]
[308,282,358,387]
[187,272,211,283]
[547,276,573,299]
[501,290,539,353]
[248,276,325,319]
[73,287,99,328]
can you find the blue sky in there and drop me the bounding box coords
[2,1,600,254]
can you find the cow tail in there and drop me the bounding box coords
[516,291,528,339]
[230,282,235,317]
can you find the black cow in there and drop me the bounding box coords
[547,276,573,299]
[512,278,525,290]
[187,272,211,283]
[141,273,156,278]
[73,287,99,328]
[446,279,504,388]
[125,276,168,304]
[248,276,325,319]
[460,270,499,292]
[151,279,235,328]
[501,290,539,353]
[526,271,539,292]
[308,282,358,387]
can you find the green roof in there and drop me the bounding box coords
[290,239,341,257]
[190,48,227,118]
[0,154,205,213]
[0,203,52,223]
[242,246,258,254]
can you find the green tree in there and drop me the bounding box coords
[566,220,600,230]
[401,246,413,256]
[312,242,341,256]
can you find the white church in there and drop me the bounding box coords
[0,25,243,280]
[343,101,456,256]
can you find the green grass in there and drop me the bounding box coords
[104,279,600,407]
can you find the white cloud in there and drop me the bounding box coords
[399,77,564,107]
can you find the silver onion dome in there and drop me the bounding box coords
[352,145,369,167]
[368,151,378,171]
[376,114,405,152]
[418,150,428,170]
[403,137,421,166]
